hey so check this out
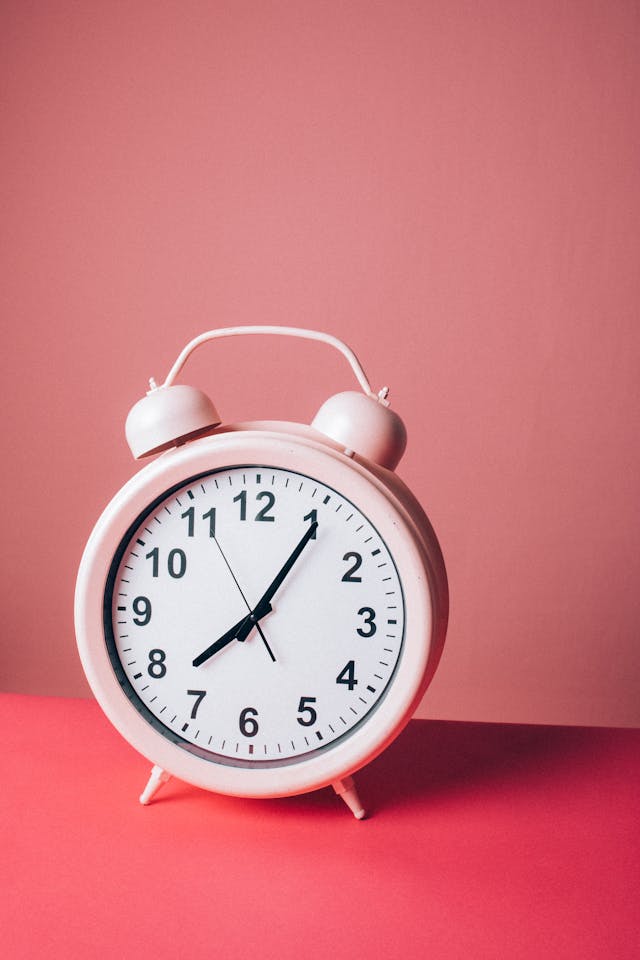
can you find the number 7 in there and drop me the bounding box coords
[186,689,207,719]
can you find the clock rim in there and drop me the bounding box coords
[75,426,444,798]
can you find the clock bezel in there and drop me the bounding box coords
[75,426,441,798]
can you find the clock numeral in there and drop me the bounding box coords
[296,696,318,727]
[145,547,187,579]
[303,510,318,538]
[239,706,259,737]
[168,548,186,578]
[145,547,160,577]
[147,649,167,678]
[233,490,276,522]
[356,606,377,637]
[255,490,276,522]
[233,490,247,521]
[336,660,358,690]
[181,507,195,537]
[132,596,152,626]
[181,507,216,538]
[186,689,207,719]
[341,552,362,583]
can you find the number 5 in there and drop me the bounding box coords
[296,696,317,727]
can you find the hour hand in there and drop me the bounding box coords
[192,602,273,667]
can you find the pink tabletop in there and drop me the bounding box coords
[2,693,638,959]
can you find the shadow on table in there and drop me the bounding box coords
[356,719,610,816]
[156,719,614,818]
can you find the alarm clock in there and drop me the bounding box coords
[74,326,448,818]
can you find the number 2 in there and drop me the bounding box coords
[342,552,362,582]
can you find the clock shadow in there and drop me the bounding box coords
[355,719,607,816]
[152,719,605,820]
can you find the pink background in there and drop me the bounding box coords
[2,0,639,726]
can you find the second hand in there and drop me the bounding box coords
[212,536,277,663]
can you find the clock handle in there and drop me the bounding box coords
[161,325,379,398]
[125,325,406,469]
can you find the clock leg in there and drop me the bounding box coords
[332,775,366,820]
[139,765,172,805]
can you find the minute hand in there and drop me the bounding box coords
[251,520,318,614]
[192,520,318,669]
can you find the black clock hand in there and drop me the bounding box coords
[192,602,273,667]
[250,519,319,612]
[192,519,317,668]
[211,534,276,662]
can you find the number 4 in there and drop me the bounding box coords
[336,660,358,690]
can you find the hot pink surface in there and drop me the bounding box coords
[2,694,639,959]
[2,1,639,725]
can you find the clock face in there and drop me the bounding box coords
[104,465,405,768]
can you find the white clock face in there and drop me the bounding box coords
[105,465,405,767]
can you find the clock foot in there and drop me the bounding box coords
[332,776,366,820]
[139,765,172,805]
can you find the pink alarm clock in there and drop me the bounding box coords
[75,327,448,817]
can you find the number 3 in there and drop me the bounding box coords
[357,607,377,637]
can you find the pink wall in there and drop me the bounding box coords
[2,0,639,726]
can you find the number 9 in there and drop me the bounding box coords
[132,596,152,626]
